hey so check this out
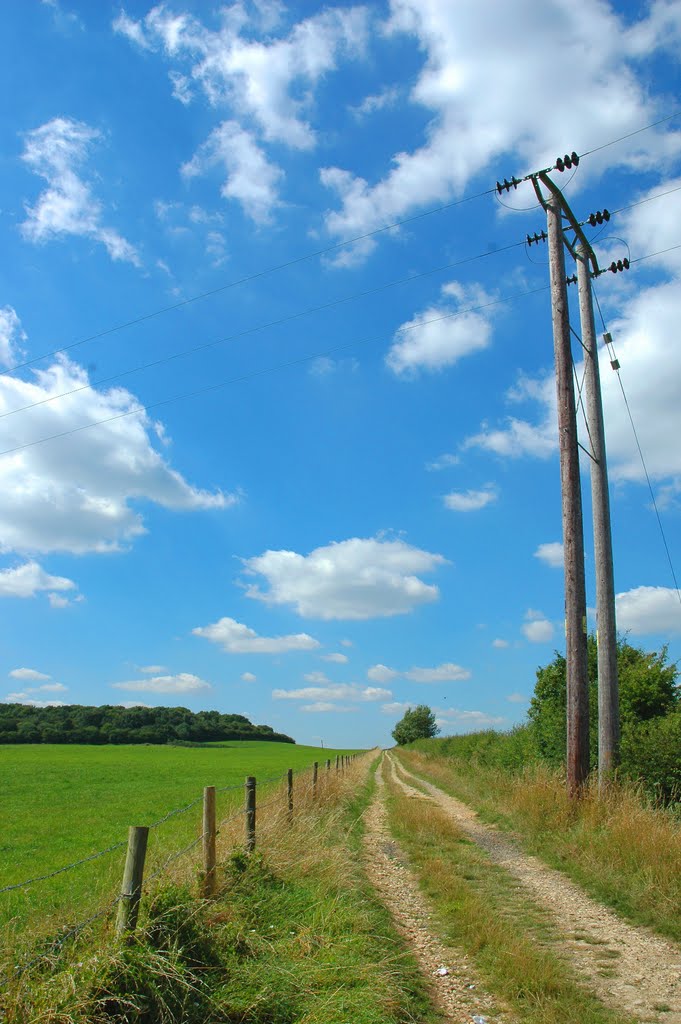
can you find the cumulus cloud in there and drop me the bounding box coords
[9,667,51,681]
[506,692,527,703]
[241,671,257,682]
[368,661,470,683]
[116,4,367,218]
[367,663,399,683]
[322,0,681,260]
[321,652,348,663]
[386,282,494,376]
[380,700,411,716]
[404,662,471,682]
[534,542,564,569]
[0,307,26,368]
[426,452,460,471]
[112,672,211,694]
[521,609,555,643]
[492,638,509,649]
[444,487,497,512]
[21,117,139,264]
[434,707,506,731]
[615,586,681,635]
[0,355,231,555]
[0,561,77,599]
[139,665,167,674]
[192,615,320,654]
[182,121,283,224]
[4,695,67,708]
[273,683,391,703]
[242,536,446,620]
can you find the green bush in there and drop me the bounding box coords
[620,712,681,803]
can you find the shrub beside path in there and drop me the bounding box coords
[387,752,681,1024]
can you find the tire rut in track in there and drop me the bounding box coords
[387,753,681,1024]
[362,755,514,1023]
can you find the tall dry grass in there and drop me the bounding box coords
[398,749,681,942]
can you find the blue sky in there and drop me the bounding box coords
[1,0,680,749]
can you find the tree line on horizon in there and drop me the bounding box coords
[0,703,295,746]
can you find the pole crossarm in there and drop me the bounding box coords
[534,173,601,276]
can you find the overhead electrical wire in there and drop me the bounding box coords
[4,177,680,425]
[0,239,526,423]
[592,287,681,610]
[0,186,497,378]
[0,284,551,459]
[3,107,680,380]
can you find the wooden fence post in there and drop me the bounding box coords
[245,776,256,853]
[325,758,331,773]
[312,761,318,799]
[116,826,149,936]
[335,755,339,773]
[202,786,216,897]
[287,768,293,817]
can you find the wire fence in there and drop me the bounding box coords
[2,754,361,983]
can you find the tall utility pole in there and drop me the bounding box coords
[576,246,620,787]
[540,184,590,795]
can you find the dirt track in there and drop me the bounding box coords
[386,752,681,1024]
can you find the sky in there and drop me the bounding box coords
[1,0,680,749]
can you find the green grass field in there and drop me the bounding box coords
[1,740,357,943]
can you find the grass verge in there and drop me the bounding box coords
[396,746,681,945]
[2,755,441,1024]
[384,762,636,1024]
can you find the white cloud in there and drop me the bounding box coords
[4,695,67,708]
[9,667,51,681]
[615,586,681,635]
[322,0,681,260]
[301,702,357,713]
[350,85,401,119]
[139,664,167,674]
[322,652,349,663]
[182,121,283,224]
[243,536,446,620]
[116,6,368,148]
[434,707,506,731]
[192,615,320,654]
[492,638,509,649]
[0,355,231,555]
[386,282,494,376]
[521,610,555,644]
[340,638,353,647]
[21,117,139,265]
[506,692,527,703]
[534,542,564,569]
[0,307,26,368]
[444,487,497,512]
[112,672,211,694]
[368,661,470,683]
[0,561,77,599]
[48,592,75,609]
[367,663,399,683]
[273,684,391,702]
[241,671,257,682]
[381,700,411,716]
[404,662,471,683]
[303,670,330,684]
[426,452,460,471]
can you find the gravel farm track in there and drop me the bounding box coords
[362,752,681,1024]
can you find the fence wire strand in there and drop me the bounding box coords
[0,838,128,895]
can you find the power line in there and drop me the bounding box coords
[5,107,680,381]
[0,285,550,459]
[579,109,681,158]
[0,185,497,378]
[593,287,681,609]
[0,240,526,423]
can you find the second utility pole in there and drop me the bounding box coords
[577,246,620,787]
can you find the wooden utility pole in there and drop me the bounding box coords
[577,246,620,786]
[542,185,590,795]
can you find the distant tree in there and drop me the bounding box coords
[392,705,439,746]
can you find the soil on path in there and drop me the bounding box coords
[388,753,681,1024]
[362,756,514,1023]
